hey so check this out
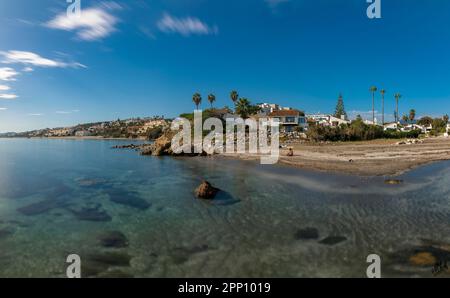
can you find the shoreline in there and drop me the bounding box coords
[221,137,450,177]
[4,135,450,177]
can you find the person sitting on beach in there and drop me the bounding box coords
[287,148,294,157]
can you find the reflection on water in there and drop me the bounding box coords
[0,139,450,277]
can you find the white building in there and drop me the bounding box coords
[257,103,280,116]
[307,114,350,127]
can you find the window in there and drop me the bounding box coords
[285,117,296,123]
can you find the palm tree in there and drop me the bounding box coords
[402,114,409,122]
[369,86,377,124]
[235,98,260,119]
[443,114,449,123]
[192,93,202,110]
[380,89,386,125]
[230,91,239,105]
[208,94,216,109]
[394,93,402,123]
[409,109,416,122]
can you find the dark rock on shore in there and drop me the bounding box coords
[295,227,319,240]
[112,144,140,149]
[99,231,129,248]
[319,236,347,246]
[195,181,220,200]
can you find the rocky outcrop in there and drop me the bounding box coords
[395,139,424,145]
[113,129,212,157]
[140,130,209,157]
[195,181,220,200]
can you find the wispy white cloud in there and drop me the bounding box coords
[45,6,119,41]
[0,107,7,111]
[157,13,218,37]
[28,113,43,116]
[0,67,19,81]
[0,51,86,68]
[22,67,34,72]
[0,85,11,91]
[0,94,18,100]
[56,109,80,114]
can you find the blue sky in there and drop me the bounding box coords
[1,0,450,132]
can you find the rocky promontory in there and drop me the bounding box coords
[112,129,209,157]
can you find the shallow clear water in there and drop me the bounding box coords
[0,139,449,278]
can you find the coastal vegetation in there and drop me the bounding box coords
[307,117,421,142]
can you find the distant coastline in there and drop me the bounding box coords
[0,136,148,141]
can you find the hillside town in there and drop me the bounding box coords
[0,116,168,139]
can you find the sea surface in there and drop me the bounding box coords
[0,138,449,278]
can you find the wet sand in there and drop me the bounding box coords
[224,137,450,176]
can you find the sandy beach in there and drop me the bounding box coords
[224,137,450,176]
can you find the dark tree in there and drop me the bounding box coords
[334,93,347,120]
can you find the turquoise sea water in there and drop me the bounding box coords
[0,138,450,278]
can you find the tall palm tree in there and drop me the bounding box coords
[409,109,416,122]
[369,86,378,124]
[394,93,402,123]
[230,91,239,105]
[208,94,216,109]
[192,93,202,110]
[380,89,386,125]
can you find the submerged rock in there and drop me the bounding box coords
[385,179,403,185]
[17,199,63,216]
[70,205,112,222]
[319,236,347,246]
[390,241,450,271]
[195,181,220,200]
[107,189,151,210]
[76,178,107,187]
[0,228,14,239]
[170,245,210,264]
[98,270,134,278]
[409,252,436,266]
[86,252,132,267]
[295,227,319,240]
[98,231,129,248]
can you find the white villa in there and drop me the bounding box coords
[307,114,350,127]
[257,103,281,115]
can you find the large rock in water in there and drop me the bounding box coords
[140,129,174,156]
[195,181,219,200]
